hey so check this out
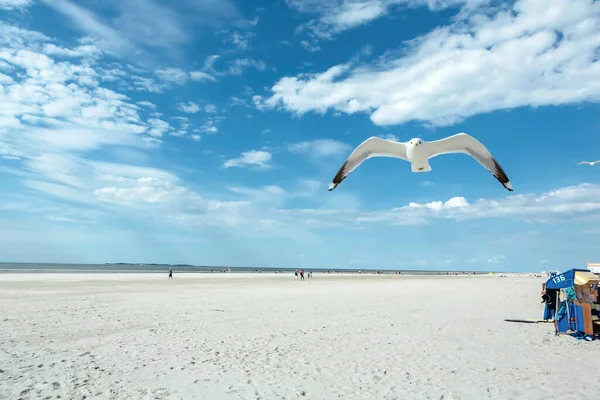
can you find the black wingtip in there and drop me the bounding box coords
[329,161,348,191]
[491,158,512,191]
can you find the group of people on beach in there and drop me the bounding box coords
[294,270,312,280]
[167,267,314,280]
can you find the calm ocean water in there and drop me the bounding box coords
[0,263,486,275]
[0,263,257,273]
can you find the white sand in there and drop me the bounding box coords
[0,273,598,400]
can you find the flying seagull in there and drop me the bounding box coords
[328,133,513,192]
[576,160,600,166]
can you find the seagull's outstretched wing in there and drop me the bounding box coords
[427,133,513,191]
[328,137,408,191]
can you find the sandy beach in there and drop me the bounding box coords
[1,273,598,400]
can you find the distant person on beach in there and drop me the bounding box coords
[168,267,173,279]
[300,270,305,280]
[295,270,299,280]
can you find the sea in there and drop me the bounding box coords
[0,262,488,275]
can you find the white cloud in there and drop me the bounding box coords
[288,139,351,157]
[198,54,267,78]
[286,0,472,41]
[0,40,165,155]
[0,0,33,10]
[155,67,188,85]
[42,43,103,59]
[137,100,156,109]
[190,70,216,82]
[300,40,321,52]
[94,176,193,206]
[378,133,398,141]
[228,185,288,206]
[200,116,224,134]
[227,58,267,75]
[268,0,600,127]
[178,101,201,113]
[41,0,135,56]
[222,31,254,51]
[46,215,98,224]
[203,54,220,71]
[228,96,247,107]
[223,150,272,169]
[126,75,166,93]
[202,124,218,134]
[486,255,507,264]
[252,95,267,111]
[353,183,600,226]
[41,0,246,60]
[175,102,218,115]
[466,255,506,264]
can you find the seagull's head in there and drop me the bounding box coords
[409,138,423,147]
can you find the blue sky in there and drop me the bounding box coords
[0,0,599,271]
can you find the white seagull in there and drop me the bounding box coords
[328,133,513,192]
[576,160,600,166]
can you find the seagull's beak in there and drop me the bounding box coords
[414,143,419,147]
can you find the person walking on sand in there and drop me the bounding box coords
[300,269,305,281]
[294,270,299,280]
[168,267,173,279]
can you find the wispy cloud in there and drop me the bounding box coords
[466,255,507,265]
[137,100,156,109]
[178,101,201,114]
[286,0,474,47]
[176,102,218,115]
[0,0,34,10]
[223,150,273,169]
[377,133,399,141]
[152,67,216,87]
[40,0,249,60]
[190,70,216,82]
[221,31,255,51]
[300,40,321,52]
[288,139,351,158]
[155,67,189,84]
[226,58,267,76]
[41,0,136,56]
[201,54,267,78]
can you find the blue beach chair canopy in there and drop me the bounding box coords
[545,269,590,290]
